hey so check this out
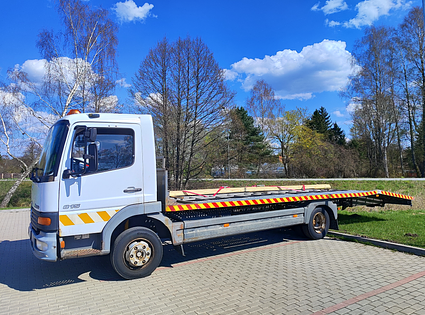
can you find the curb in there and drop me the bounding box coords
[328,231,425,256]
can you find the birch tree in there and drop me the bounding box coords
[9,0,119,118]
[0,88,45,207]
[0,0,119,206]
[246,80,281,139]
[346,26,398,177]
[398,6,425,176]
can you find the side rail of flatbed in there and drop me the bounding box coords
[166,189,413,212]
[162,188,413,246]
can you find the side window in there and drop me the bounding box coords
[71,127,134,174]
[97,129,134,172]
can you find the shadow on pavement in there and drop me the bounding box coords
[0,227,306,291]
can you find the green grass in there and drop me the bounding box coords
[0,180,32,209]
[336,209,425,248]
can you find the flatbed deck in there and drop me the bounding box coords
[166,189,413,212]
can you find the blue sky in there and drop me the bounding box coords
[0,0,422,136]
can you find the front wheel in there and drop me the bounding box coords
[111,227,163,279]
[301,207,330,240]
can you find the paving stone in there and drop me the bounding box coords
[2,210,425,315]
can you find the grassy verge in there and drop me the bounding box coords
[0,180,32,209]
[336,209,425,248]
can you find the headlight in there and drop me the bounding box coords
[36,239,48,251]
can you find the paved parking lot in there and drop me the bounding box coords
[1,209,425,315]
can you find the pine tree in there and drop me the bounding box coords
[307,107,346,146]
[329,122,346,146]
[306,107,332,135]
[229,107,272,175]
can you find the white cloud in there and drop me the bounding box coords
[0,89,52,139]
[116,78,131,88]
[312,0,348,15]
[14,57,117,91]
[311,2,321,11]
[278,93,313,101]
[95,95,119,112]
[11,58,121,114]
[346,99,362,113]
[344,0,409,28]
[223,69,239,81]
[326,19,341,27]
[314,0,412,29]
[18,59,47,84]
[333,110,345,117]
[15,57,92,86]
[134,92,164,109]
[227,39,358,100]
[113,1,154,22]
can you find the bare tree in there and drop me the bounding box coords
[132,38,172,169]
[131,36,234,189]
[395,33,421,176]
[398,6,425,176]
[246,80,281,139]
[346,26,398,177]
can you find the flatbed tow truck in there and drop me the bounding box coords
[28,112,414,279]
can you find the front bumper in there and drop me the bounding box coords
[28,224,58,262]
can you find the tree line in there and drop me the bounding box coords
[0,0,424,204]
[345,6,425,178]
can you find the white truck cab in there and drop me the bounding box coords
[29,112,161,265]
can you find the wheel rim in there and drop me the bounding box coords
[312,212,326,234]
[125,240,152,268]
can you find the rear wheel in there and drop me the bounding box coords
[111,227,163,279]
[302,207,330,240]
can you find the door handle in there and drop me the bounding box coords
[123,187,142,193]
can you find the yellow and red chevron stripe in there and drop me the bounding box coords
[380,190,414,199]
[165,190,413,212]
[60,209,120,226]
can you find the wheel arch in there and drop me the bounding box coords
[305,201,338,230]
[101,203,171,253]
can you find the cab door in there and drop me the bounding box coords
[58,123,144,236]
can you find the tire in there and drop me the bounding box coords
[111,227,163,279]
[301,207,330,240]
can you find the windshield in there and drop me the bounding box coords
[33,120,69,182]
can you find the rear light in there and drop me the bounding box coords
[38,217,52,226]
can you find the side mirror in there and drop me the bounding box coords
[86,143,98,172]
[63,127,98,179]
[63,169,72,179]
[85,128,97,142]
